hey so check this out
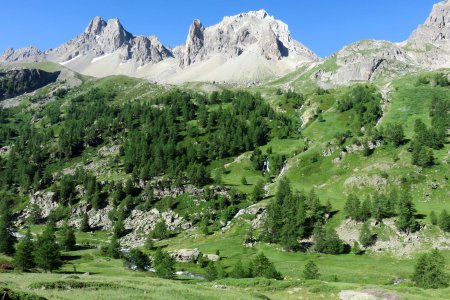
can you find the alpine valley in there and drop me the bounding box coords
[0,1,449,300]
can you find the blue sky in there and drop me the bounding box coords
[0,0,439,58]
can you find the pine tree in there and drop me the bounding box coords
[150,220,170,240]
[80,213,90,232]
[359,222,373,247]
[153,248,175,279]
[430,211,438,226]
[412,249,449,289]
[231,260,247,278]
[61,221,76,251]
[303,260,320,280]
[240,176,248,186]
[352,241,363,255]
[0,199,16,255]
[344,194,360,221]
[359,196,372,222]
[13,228,35,271]
[438,210,450,232]
[250,252,282,280]
[144,235,155,250]
[396,192,416,233]
[126,248,150,271]
[108,235,121,259]
[33,224,62,272]
[113,213,126,238]
[252,179,265,202]
[205,262,218,281]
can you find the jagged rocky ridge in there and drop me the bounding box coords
[0,10,317,83]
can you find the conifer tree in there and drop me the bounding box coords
[153,248,175,279]
[359,222,373,247]
[80,213,90,232]
[430,211,438,226]
[250,252,282,280]
[359,196,372,222]
[438,210,450,232]
[13,228,35,271]
[303,260,320,279]
[231,260,247,278]
[396,192,416,233]
[205,262,218,281]
[252,179,265,202]
[0,199,16,255]
[108,235,121,259]
[412,249,449,289]
[33,224,62,272]
[61,221,76,251]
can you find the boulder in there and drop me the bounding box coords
[170,249,201,262]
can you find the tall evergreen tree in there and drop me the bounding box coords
[430,211,438,226]
[252,179,265,203]
[396,192,416,233]
[13,228,35,271]
[153,248,175,279]
[80,213,90,232]
[0,199,16,255]
[33,224,62,272]
[359,222,373,247]
[438,210,450,232]
[61,221,76,251]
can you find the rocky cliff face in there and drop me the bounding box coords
[179,10,318,67]
[406,0,450,67]
[0,68,60,100]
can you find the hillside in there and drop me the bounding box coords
[0,61,448,299]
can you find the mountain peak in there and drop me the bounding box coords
[245,9,269,19]
[84,16,106,35]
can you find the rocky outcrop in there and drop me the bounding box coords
[0,69,60,100]
[120,208,191,247]
[18,191,58,223]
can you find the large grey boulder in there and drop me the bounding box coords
[170,249,201,262]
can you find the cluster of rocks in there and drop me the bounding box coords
[332,140,382,164]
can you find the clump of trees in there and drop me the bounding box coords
[337,85,382,129]
[229,253,282,280]
[344,190,417,234]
